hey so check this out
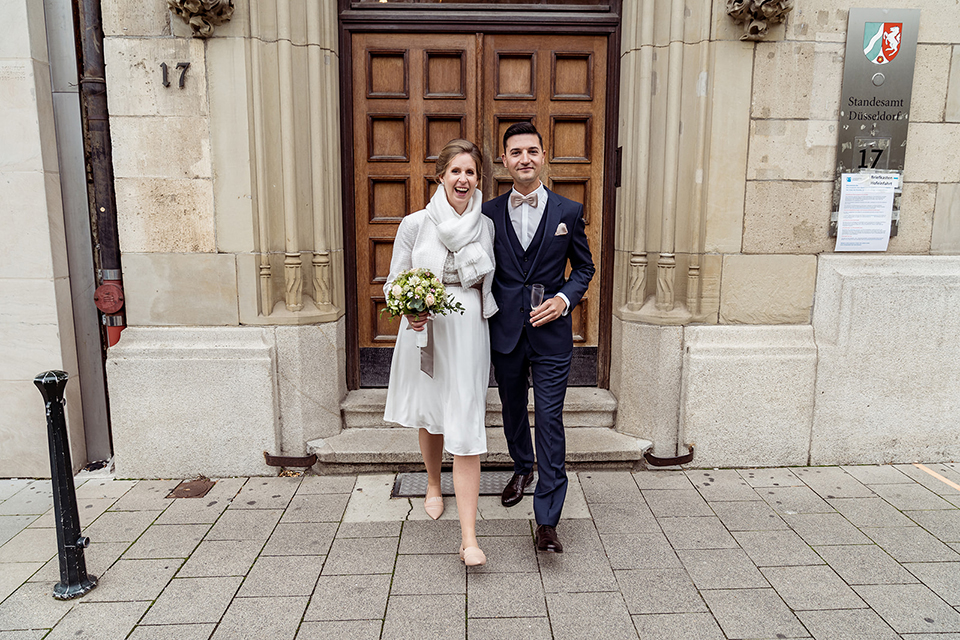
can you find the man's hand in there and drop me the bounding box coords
[405,314,429,332]
[530,297,566,327]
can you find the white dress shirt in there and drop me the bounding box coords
[507,183,570,314]
[507,182,547,251]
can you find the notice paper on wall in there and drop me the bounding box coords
[835,172,896,252]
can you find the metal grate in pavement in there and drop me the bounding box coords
[392,470,538,497]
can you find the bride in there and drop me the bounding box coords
[383,139,497,566]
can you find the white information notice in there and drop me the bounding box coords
[835,172,895,252]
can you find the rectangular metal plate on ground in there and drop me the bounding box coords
[167,478,216,498]
[392,470,538,497]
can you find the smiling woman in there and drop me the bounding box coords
[382,137,497,566]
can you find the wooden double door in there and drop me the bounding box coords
[352,31,608,387]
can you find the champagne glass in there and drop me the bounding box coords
[530,284,545,310]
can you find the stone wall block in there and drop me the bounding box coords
[0,0,48,61]
[115,177,216,253]
[101,0,171,37]
[110,116,212,179]
[783,3,960,45]
[207,36,255,253]
[0,286,64,381]
[948,46,960,122]
[903,123,960,183]
[104,38,208,117]
[917,4,960,44]
[811,256,960,464]
[0,278,62,328]
[743,181,833,254]
[704,41,752,253]
[107,327,278,478]
[747,119,838,181]
[275,320,347,453]
[911,45,950,123]
[122,253,240,326]
[932,182,960,254]
[0,59,58,173]
[720,254,817,324]
[680,325,816,468]
[888,182,935,254]
[0,381,54,477]
[609,319,683,454]
[0,171,60,279]
[743,180,929,256]
[752,42,843,121]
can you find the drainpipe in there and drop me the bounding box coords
[73,0,125,346]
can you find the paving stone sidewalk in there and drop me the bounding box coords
[1,463,960,639]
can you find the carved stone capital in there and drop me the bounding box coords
[726,0,795,41]
[168,0,234,38]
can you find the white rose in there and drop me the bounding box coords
[410,276,420,286]
[392,284,402,298]
[425,293,435,307]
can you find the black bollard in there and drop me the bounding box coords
[34,370,97,600]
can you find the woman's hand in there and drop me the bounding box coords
[405,314,429,332]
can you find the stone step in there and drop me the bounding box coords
[307,427,652,467]
[340,387,618,429]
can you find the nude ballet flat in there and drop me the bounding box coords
[423,496,444,520]
[459,545,487,567]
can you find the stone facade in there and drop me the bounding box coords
[3,0,960,476]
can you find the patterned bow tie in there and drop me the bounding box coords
[510,192,538,209]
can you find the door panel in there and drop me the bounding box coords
[353,32,606,386]
[353,34,478,350]
[482,34,606,354]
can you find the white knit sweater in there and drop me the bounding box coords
[384,209,499,319]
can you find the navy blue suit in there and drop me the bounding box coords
[483,188,595,526]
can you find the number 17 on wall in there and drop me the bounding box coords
[160,62,191,89]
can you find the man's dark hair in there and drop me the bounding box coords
[502,121,543,153]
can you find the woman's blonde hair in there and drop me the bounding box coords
[435,139,483,182]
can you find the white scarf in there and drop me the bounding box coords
[423,186,494,288]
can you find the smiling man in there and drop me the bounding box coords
[482,122,595,553]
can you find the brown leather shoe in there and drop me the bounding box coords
[500,471,534,507]
[536,525,563,553]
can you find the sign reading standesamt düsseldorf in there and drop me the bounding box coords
[832,8,920,235]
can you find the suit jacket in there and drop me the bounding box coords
[483,188,595,355]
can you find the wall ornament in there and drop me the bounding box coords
[726,0,795,40]
[168,0,234,38]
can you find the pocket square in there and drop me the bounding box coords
[555,223,568,236]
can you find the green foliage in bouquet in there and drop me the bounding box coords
[381,268,466,320]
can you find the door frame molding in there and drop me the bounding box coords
[339,4,622,390]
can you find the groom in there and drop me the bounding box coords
[483,122,595,553]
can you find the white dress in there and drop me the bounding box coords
[383,210,496,456]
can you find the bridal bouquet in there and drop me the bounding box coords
[382,268,465,322]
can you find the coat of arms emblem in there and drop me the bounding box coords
[863,22,902,65]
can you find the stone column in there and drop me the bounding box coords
[239,0,345,324]
[615,0,721,326]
